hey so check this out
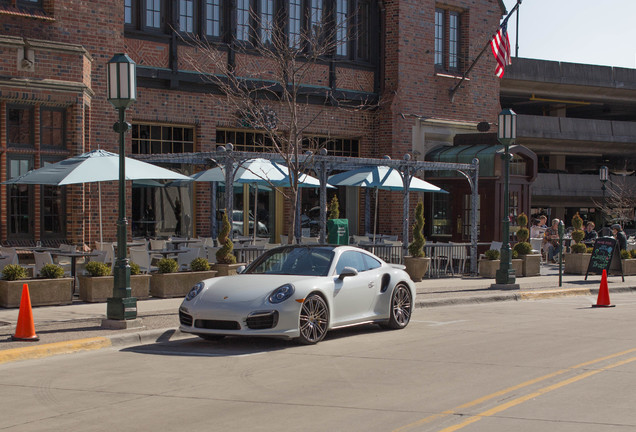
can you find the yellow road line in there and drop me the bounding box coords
[438,355,636,432]
[0,337,112,365]
[393,347,636,432]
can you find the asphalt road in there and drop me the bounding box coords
[3,293,636,431]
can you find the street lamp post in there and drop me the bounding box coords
[105,53,138,323]
[600,165,608,225]
[494,108,518,287]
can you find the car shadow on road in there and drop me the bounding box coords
[120,324,384,357]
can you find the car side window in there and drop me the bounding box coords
[362,254,382,270]
[335,251,367,274]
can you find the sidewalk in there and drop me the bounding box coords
[1,264,633,360]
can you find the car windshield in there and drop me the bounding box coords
[244,246,335,276]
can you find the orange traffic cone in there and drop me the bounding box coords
[592,269,615,308]
[11,283,39,341]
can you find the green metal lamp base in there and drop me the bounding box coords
[495,268,516,285]
[106,296,138,321]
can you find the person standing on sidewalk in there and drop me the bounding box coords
[612,224,627,251]
[543,218,561,263]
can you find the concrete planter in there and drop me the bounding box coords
[521,254,541,277]
[404,256,431,282]
[0,278,73,308]
[150,270,217,298]
[512,259,523,277]
[622,259,636,275]
[78,274,151,303]
[212,263,244,277]
[478,259,500,278]
[564,253,591,275]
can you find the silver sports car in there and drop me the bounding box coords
[179,245,416,344]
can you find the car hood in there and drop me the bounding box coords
[197,274,324,303]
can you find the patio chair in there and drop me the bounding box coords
[198,237,216,247]
[206,246,220,264]
[55,243,76,267]
[129,247,157,274]
[351,235,369,245]
[177,248,200,271]
[451,244,468,274]
[34,251,71,277]
[95,241,115,264]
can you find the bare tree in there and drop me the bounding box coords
[593,176,636,227]
[180,7,374,242]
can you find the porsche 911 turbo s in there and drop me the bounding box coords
[179,245,416,344]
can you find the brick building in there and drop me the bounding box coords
[0,0,505,246]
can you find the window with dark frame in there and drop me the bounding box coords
[146,0,162,29]
[288,0,302,49]
[259,0,274,44]
[336,0,349,57]
[435,7,463,72]
[237,0,251,42]
[7,157,33,238]
[41,158,66,238]
[40,107,66,149]
[17,0,42,9]
[179,0,195,32]
[7,106,34,147]
[205,0,222,37]
[356,0,370,61]
[125,0,134,24]
[131,123,195,155]
[310,0,323,38]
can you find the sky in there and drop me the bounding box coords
[501,0,636,69]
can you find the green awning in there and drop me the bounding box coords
[426,144,504,177]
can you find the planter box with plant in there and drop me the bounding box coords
[565,213,591,274]
[621,249,636,276]
[150,257,217,298]
[512,212,540,277]
[78,261,150,302]
[403,201,430,282]
[479,249,500,278]
[213,210,243,276]
[0,263,72,308]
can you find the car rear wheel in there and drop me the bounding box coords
[384,284,412,329]
[297,294,329,344]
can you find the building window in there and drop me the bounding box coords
[7,106,34,147]
[17,0,41,8]
[125,0,134,24]
[237,0,251,42]
[302,136,359,157]
[435,7,464,72]
[288,0,302,48]
[179,0,195,32]
[7,157,33,238]
[259,0,274,44]
[205,0,221,37]
[146,0,162,29]
[336,0,349,57]
[41,158,65,238]
[432,193,450,236]
[356,0,370,61]
[132,124,195,154]
[40,108,66,149]
[510,154,527,176]
[310,0,323,38]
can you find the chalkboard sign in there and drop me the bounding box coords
[585,237,624,281]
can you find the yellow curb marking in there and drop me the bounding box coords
[520,288,591,300]
[0,337,112,365]
[393,346,636,432]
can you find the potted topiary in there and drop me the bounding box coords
[79,260,151,303]
[479,249,500,278]
[621,249,636,275]
[0,263,72,307]
[326,195,349,245]
[213,210,242,276]
[151,257,217,298]
[565,213,592,275]
[513,212,540,276]
[404,201,430,282]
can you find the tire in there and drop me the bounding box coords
[297,294,329,345]
[198,334,226,341]
[384,284,412,330]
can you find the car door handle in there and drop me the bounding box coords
[368,282,374,288]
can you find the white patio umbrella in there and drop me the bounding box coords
[191,158,326,242]
[328,166,447,243]
[2,149,191,243]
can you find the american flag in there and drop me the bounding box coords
[491,20,512,78]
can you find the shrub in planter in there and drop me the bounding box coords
[40,263,65,279]
[157,258,178,274]
[513,213,532,256]
[2,264,28,281]
[631,249,636,259]
[190,257,211,272]
[586,247,593,254]
[513,241,533,256]
[130,262,141,276]
[570,213,585,250]
[84,261,111,277]
[621,249,630,260]
[570,243,588,254]
[328,195,340,220]
[485,249,500,260]
[408,201,426,258]
[216,211,237,264]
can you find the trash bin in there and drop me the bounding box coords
[327,219,349,245]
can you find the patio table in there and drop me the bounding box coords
[151,248,190,258]
[166,239,203,250]
[50,250,99,295]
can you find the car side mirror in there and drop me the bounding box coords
[236,265,246,274]
[338,266,358,280]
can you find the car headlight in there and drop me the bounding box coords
[185,281,205,301]
[268,284,295,304]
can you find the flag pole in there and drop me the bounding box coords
[449,0,522,102]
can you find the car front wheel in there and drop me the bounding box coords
[297,294,329,344]
[384,284,412,329]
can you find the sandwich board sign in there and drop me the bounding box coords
[585,237,624,282]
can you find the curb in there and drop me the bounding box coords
[0,327,190,366]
